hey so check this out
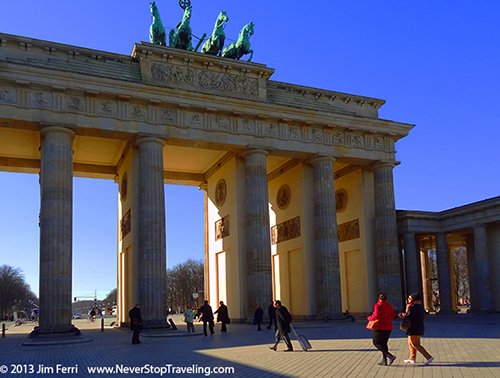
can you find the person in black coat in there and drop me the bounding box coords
[198,300,215,336]
[253,305,264,331]
[399,293,434,365]
[129,304,143,345]
[266,302,277,330]
[214,301,230,332]
[269,300,293,352]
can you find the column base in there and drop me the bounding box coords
[24,325,91,346]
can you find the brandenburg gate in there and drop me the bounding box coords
[0,32,413,334]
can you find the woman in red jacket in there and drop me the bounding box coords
[367,293,396,366]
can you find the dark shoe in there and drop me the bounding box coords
[284,349,293,352]
[388,355,396,366]
[378,359,387,366]
[266,326,271,329]
[269,345,277,351]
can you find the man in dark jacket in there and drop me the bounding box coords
[198,300,215,336]
[214,301,230,332]
[253,305,264,331]
[266,302,277,330]
[129,304,143,345]
[269,300,293,352]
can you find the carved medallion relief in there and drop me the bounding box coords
[335,189,348,213]
[215,179,227,207]
[276,184,291,210]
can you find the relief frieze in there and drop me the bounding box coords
[120,209,131,240]
[0,88,16,104]
[333,131,345,145]
[213,115,230,131]
[186,112,202,128]
[31,91,52,108]
[131,104,146,119]
[271,216,301,245]
[150,62,258,98]
[99,100,115,115]
[311,128,323,143]
[350,133,364,149]
[288,125,302,140]
[67,96,82,111]
[160,108,177,123]
[337,219,360,243]
[215,215,230,241]
[373,136,385,151]
[238,118,255,134]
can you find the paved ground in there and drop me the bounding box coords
[1,313,499,377]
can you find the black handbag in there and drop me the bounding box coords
[400,317,411,331]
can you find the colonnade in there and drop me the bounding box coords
[35,125,402,334]
[400,219,500,314]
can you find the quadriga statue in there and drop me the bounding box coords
[201,11,229,57]
[221,22,254,62]
[149,1,166,46]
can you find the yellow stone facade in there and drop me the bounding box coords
[0,32,415,330]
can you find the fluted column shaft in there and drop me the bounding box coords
[311,156,342,318]
[137,137,166,327]
[39,126,74,333]
[435,232,453,313]
[473,224,492,312]
[243,149,272,320]
[373,162,403,306]
[404,232,420,296]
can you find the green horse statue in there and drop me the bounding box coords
[221,22,254,62]
[169,4,194,51]
[201,11,229,56]
[149,1,166,46]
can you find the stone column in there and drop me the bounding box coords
[403,232,420,296]
[243,149,272,320]
[200,183,210,304]
[136,137,167,327]
[435,232,453,313]
[373,161,403,306]
[465,234,479,312]
[37,126,76,334]
[311,156,342,318]
[473,224,492,312]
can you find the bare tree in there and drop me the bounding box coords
[0,265,37,319]
[451,247,469,305]
[166,259,203,312]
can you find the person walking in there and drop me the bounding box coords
[269,300,293,352]
[183,308,196,333]
[399,293,434,365]
[198,300,215,336]
[367,293,396,366]
[214,301,230,332]
[266,302,277,330]
[129,304,143,345]
[253,305,264,331]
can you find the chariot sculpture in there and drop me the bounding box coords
[147,1,255,61]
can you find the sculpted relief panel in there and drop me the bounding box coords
[149,62,258,98]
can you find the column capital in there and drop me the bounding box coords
[473,223,487,232]
[310,155,336,165]
[198,182,208,191]
[135,136,166,147]
[371,160,396,170]
[241,148,269,159]
[41,126,75,139]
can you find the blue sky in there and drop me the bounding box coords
[1,1,499,299]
